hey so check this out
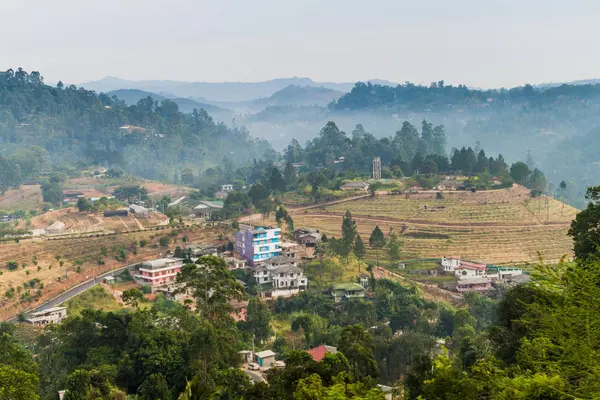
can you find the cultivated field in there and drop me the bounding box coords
[0,224,229,320]
[290,186,578,265]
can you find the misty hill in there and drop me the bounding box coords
[250,85,343,108]
[105,89,232,119]
[0,68,272,181]
[78,76,398,102]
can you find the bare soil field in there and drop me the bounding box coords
[0,185,43,212]
[0,224,230,320]
[16,208,169,234]
[65,177,191,199]
[289,186,577,265]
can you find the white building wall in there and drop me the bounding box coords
[441,257,461,271]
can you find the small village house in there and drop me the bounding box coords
[330,283,365,302]
[306,345,338,362]
[193,200,224,219]
[279,242,300,258]
[254,350,277,368]
[293,228,321,247]
[183,243,219,258]
[221,184,234,192]
[456,277,492,292]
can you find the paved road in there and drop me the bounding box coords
[243,369,266,384]
[7,264,132,322]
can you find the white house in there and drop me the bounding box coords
[486,266,523,281]
[441,256,461,272]
[221,184,234,192]
[252,263,307,298]
[454,261,487,280]
[26,306,68,326]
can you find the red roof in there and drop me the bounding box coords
[306,345,337,362]
[457,261,486,270]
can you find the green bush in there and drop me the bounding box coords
[159,237,170,246]
[141,285,152,294]
[7,261,18,271]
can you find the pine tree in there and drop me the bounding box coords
[387,227,401,260]
[369,225,386,267]
[340,210,357,264]
[353,234,366,272]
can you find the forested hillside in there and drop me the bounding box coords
[0,68,273,183]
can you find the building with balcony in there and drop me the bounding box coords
[132,258,184,289]
[252,263,307,298]
[26,306,68,326]
[235,226,281,265]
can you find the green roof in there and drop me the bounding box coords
[332,283,365,291]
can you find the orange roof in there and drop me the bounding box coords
[306,345,337,362]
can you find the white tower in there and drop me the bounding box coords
[373,156,382,180]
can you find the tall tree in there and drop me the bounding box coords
[176,255,244,323]
[568,186,600,260]
[387,227,401,260]
[269,167,286,194]
[510,162,531,184]
[353,234,366,272]
[242,298,272,344]
[369,226,386,267]
[340,210,357,264]
[338,325,379,381]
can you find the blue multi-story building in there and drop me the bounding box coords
[235,226,281,265]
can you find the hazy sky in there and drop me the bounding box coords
[2,0,600,88]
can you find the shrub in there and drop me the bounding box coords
[37,266,41,271]
[7,261,18,271]
[159,237,170,247]
[141,285,152,294]
[139,240,147,248]
[76,266,81,273]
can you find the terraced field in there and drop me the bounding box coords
[290,185,578,265]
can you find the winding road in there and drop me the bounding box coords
[7,264,132,322]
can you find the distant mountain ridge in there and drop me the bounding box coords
[79,76,398,102]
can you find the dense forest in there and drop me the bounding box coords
[0,68,274,183]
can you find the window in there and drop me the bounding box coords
[274,231,280,236]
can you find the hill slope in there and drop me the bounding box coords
[290,186,577,265]
[0,68,271,181]
[106,89,231,116]
[251,85,344,108]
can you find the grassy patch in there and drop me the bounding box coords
[63,286,123,315]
